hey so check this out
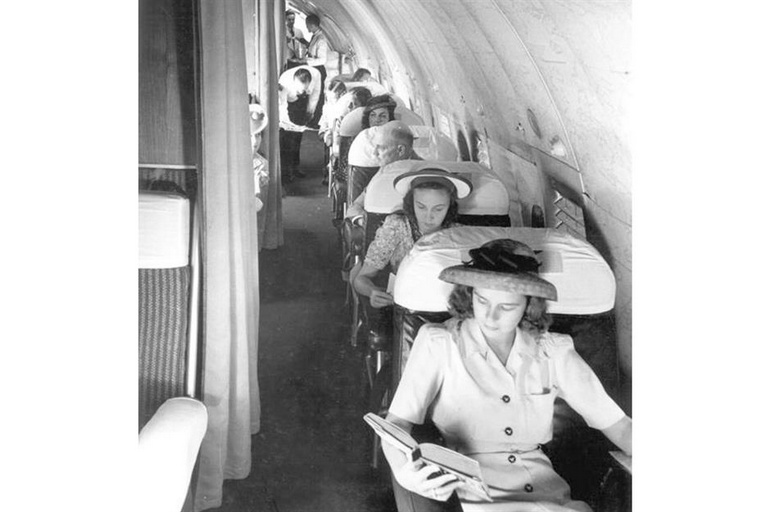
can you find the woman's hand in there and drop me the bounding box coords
[392,460,462,501]
[601,415,632,456]
[369,289,394,308]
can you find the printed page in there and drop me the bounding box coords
[387,272,396,294]
[363,413,417,454]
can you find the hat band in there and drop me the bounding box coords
[466,246,540,274]
[410,176,455,192]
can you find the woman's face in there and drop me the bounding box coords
[412,187,451,236]
[472,288,527,342]
[368,107,390,127]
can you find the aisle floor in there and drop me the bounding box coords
[212,134,396,511]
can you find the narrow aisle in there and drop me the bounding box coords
[214,135,395,511]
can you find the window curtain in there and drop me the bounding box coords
[255,0,284,249]
[194,0,261,510]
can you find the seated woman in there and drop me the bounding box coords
[382,238,632,512]
[332,87,374,184]
[353,167,472,312]
[362,94,398,130]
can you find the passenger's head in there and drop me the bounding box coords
[306,14,321,33]
[352,68,372,82]
[285,10,296,29]
[362,95,397,129]
[371,120,415,166]
[348,87,373,109]
[328,78,347,101]
[393,166,471,237]
[440,239,558,335]
[293,68,312,95]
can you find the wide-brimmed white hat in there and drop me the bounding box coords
[249,104,268,135]
[393,164,473,199]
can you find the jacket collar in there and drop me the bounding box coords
[458,318,540,361]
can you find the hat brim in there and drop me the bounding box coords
[439,266,558,300]
[394,171,473,199]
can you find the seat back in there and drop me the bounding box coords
[341,102,424,144]
[359,160,512,278]
[363,160,511,224]
[391,226,617,386]
[347,126,383,205]
[340,106,366,140]
[394,107,424,126]
[138,190,192,430]
[342,80,389,96]
[409,126,457,161]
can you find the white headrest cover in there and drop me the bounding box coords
[363,160,509,215]
[344,81,389,97]
[347,127,381,167]
[394,226,616,315]
[409,126,458,161]
[395,107,424,126]
[139,191,190,269]
[339,107,364,137]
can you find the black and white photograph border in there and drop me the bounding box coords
[4,2,770,512]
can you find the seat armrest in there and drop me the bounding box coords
[138,397,208,512]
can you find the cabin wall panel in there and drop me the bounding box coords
[138,0,197,166]
[500,0,632,225]
[291,0,633,400]
[583,200,632,410]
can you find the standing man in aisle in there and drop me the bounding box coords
[278,66,322,187]
[305,14,331,128]
[284,10,307,71]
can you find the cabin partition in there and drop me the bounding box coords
[140,0,266,509]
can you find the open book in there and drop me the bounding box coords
[364,413,492,502]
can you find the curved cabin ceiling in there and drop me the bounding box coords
[291,0,632,385]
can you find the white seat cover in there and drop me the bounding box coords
[394,107,424,126]
[339,107,364,137]
[139,191,190,269]
[363,160,509,216]
[347,126,381,167]
[394,226,616,315]
[409,125,458,161]
[343,81,389,97]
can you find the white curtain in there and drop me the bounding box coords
[256,0,284,249]
[195,1,261,509]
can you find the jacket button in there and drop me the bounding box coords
[508,454,516,463]
[524,484,534,493]
[502,395,511,403]
[504,427,513,435]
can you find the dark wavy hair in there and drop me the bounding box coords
[447,285,552,334]
[362,95,397,129]
[401,180,459,238]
